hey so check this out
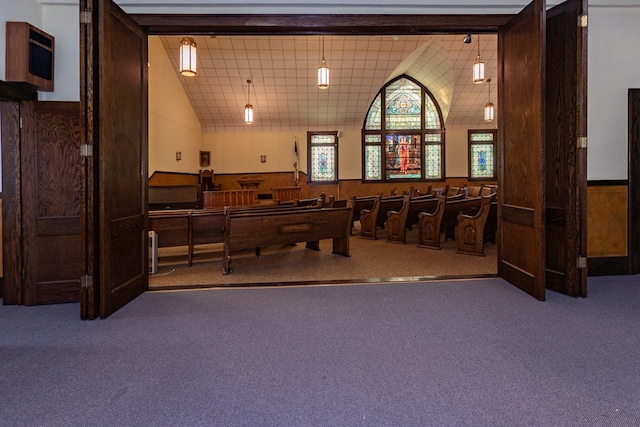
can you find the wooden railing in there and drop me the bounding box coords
[272,186,302,202]
[203,190,257,208]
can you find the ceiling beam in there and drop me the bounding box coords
[132,14,513,36]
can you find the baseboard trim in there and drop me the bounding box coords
[588,256,629,276]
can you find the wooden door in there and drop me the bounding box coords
[22,101,82,305]
[498,0,546,300]
[1,101,23,305]
[80,0,148,319]
[544,0,588,297]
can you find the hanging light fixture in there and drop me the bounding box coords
[473,34,485,84]
[244,79,254,125]
[484,78,495,122]
[318,37,330,89]
[179,37,197,77]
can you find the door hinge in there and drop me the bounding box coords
[81,144,93,157]
[578,137,587,149]
[80,9,92,25]
[578,15,588,28]
[81,275,94,289]
[19,117,23,129]
[577,256,587,269]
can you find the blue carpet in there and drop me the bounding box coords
[1,276,639,426]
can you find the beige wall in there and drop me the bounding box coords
[148,37,203,175]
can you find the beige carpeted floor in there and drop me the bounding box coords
[149,224,497,289]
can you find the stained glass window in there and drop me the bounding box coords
[424,144,442,179]
[365,146,382,180]
[468,130,496,180]
[425,96,441,129]
[365,94,382,130]
[362,75,444,182]
[308,132,338,182]
[385,78,421,130]
[386,135,422,179]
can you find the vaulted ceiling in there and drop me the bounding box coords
[158,33,498,134]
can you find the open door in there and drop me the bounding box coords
[498,0,546,300]
[544,0,588,297]
[80,0,148,319]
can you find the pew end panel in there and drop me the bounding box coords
[359,195,381,239]
[385,195,411,244]
[417,196,446,249]
[455,196,493,256]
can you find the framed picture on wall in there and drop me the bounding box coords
[199,151,210,167]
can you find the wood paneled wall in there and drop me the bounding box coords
[587,185,628,257]
[586,182,631,276]
[212,171,495,200]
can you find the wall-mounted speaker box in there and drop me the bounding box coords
[5,22,55,92]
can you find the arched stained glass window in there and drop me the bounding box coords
[365,94,382,130]
[362,75,444,182]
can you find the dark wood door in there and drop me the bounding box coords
[544,0,588,297]
[498,0,546,300]
[1,101,23,305]
[80,0,148,319]
[22,101,82,305]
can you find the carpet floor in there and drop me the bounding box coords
[1,275,639,426]
[150,225,497,288]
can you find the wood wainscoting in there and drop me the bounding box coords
[587,181,629,275]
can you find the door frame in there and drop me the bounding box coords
[629,88,640,274]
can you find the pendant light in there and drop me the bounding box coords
[484,78,495,122]
[318,37,330,89]
[473,34,485,84]
[179,37,197,77]
[244,79,254,125]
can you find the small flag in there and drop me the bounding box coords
[294,140,299,185]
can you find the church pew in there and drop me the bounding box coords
[385,194,439,244]
[148,210,192,251]
[416,196,483,249]
[189,209,226,266]
[359,194,406,239]
[455,196,496,256]
[222,203,354,274]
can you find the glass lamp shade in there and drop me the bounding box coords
[473,55,485,84]
[318,60,330,89]
[484,102,495,122]
[179,37,197,77]
[244,104,254,124]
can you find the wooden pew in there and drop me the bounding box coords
[416,196,483,249]
[350,194,380,224]
[222,204,354,274]
[148,210,191,251]
[385,194,438,244]
[189,209,226,265]
[456,196,496,256]
[293,193,326,207]
[359,195,405,239]
[149,185,201,210]
[149,209,226,267]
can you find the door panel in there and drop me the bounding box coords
[0,101,23,305]
[498,0,546,300]
[545,0,588,297]
[80,0,148,319]
[22,101,82,305]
